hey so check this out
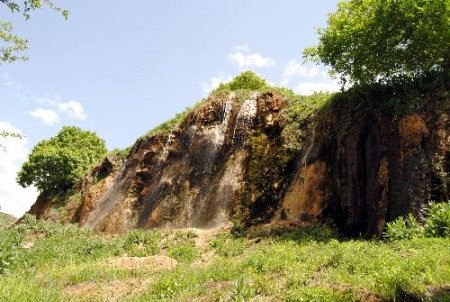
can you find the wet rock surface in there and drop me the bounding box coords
[29,91,450,237]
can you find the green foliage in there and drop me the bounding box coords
[235,132,292,223]
[209,233,246,258]
[17,126,107,194]
[285,287,355,302]
[0,212,16,231]
[0,225,24,275]
[143,111,190,138]
[0,129,23,151]
[139,99,208,141]
[123,229,161,257]
[1,0,68,63]
[304,0,450,84]
[214,71,270,92]
[232,275,253,302]
[424,201,450,238]
[0,218,449,301]
[268,225,339,243]
[384,214,424,241]
[282,92,333,151]
[165,231,198,263]
[0,19,28,63]
[385,202,450,241]
[108,147,131,159]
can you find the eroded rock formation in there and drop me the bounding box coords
[28,89,450,236]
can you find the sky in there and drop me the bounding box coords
[0,0,341,217]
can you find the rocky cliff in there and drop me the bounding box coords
[29,78,450,237]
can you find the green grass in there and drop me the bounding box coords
[0,212,16,231]
[0,217,449,301]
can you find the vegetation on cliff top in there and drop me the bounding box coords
[304,0,450,85]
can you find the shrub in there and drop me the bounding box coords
[214,71,270,92]
[384,214,424,241]
[384,202,450,241]
[424,201,450,238]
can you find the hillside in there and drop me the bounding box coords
[0,216,449,301]
[0,212,16,230]
[27,72,450,237]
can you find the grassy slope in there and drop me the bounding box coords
[0,217,448,302]
[0,212,16,231]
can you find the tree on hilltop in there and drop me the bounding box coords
[304,0,450,85]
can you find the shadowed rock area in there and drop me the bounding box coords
[28,85,450,237]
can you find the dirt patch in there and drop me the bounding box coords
[187,224,233,248]
[106,255,177,270]
[64,278,151,302]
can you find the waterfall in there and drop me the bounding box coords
[232,92,258,145]
[303,122,317,166]
[204,93,235,148]
[159,132,176,161]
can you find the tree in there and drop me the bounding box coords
[0,130,22,151]
[17,126,107,194]
[215,71,270,92]
[304,0,450,85]
[1,0,68,63]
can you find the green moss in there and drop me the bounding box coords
[235,132,293,223]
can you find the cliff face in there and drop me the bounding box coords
[279,101,450,236]
[29,88,450,236]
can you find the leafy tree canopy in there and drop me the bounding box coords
[1,0,68,63]
[17,126,107,194]
[304,0,450,85]
[214,71,270,92]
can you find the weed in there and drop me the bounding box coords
[123,229,161,257]
[425,201,450,238]
[384,214,424,241]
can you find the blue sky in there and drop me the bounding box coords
[0,0,341,216]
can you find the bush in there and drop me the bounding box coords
[424,202,450,238]
[384,202,450,241]
[384,214,424,241]
[214,71,270,92]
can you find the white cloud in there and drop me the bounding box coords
[28,108,60,125]
[280,61,322,86]
[295,80,341,95]
[229,45,275,69]
[202,75,232,94]
[28,99,86,124]
[58,100,87,120]
[0,122,38,217]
